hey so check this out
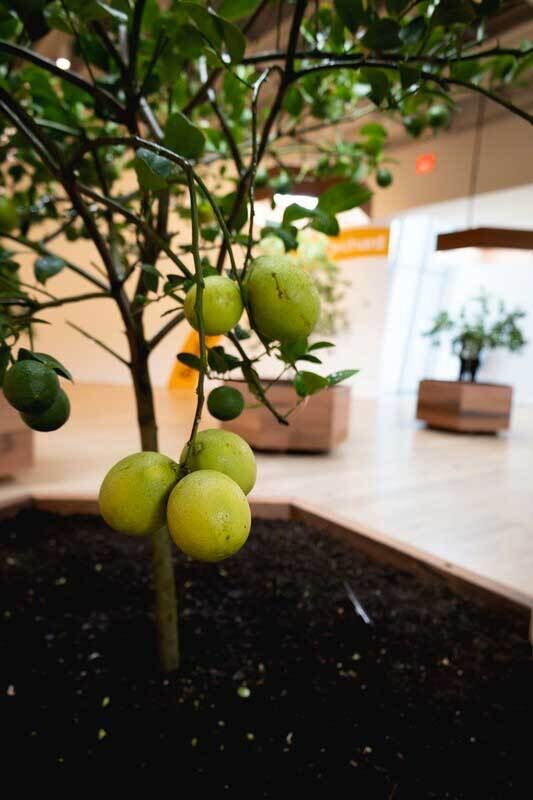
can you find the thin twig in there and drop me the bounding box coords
[67,321,130,367]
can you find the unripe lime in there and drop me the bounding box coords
[207,386,244,421]
[245,255,320,343]
[376,167,393,188]
[403,114,424,138]
[21,388,70,432]
[184,275,243,335]
[180,428,256,495]
[0,197,19,232]
[427,104,450,129]
[3,360,60,413]
[167,470,251,562]
[99,452,180,536]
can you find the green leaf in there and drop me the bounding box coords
[432,0,476,26]
[34,255,65,284]
[333,0,366,32]
[386,0,411,14]
[283,87,304,117]
[359,68,390,105]
[134,147,179,191]
[298,354,322,364]
[164,111,205,159]
[317,181,371,215]
[399,65,421,91]
[218,0,262,21]
[261,225,298,252]
[362,19,401,51]
[177,352,201,371]
[327,369,359,386]
[18,348,73,381]
[279,338,308,364]
[360,122,387,139]
[234,324,251,340]
[282,203,316,227]
[310,210,339,237]
[399,16,426,45]
[207,345,241,373]
[308,341,334,351]
[0,344,10,386]
[294,371,329,398]
[141,263,159,293]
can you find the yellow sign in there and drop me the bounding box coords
[328,227,390,260]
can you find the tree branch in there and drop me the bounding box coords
[0,39,128,124]
[148,311,185,352]
[228,332,288,426]
[66,321,130,367]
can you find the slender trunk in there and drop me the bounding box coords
[131,341,179,673]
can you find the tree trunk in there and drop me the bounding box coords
[131,342,180,673]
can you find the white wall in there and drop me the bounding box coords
[381,184,533,403]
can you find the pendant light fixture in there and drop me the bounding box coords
[436,97,533,252]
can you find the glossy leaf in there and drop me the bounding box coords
[18,348,73,380]
[294,370,329,397]
[177,352,201,371]
[164,112,205,159]
[218,0,262,21]
[34,255,65,284]
[333,0,366,32]
[317,181,371,215]
[327,369,359,386]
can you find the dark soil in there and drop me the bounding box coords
[0,510,530,795]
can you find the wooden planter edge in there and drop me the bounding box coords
[1,492,531,641]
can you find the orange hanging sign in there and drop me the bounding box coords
[327,227,390,260]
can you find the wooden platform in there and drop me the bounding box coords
[417,379,513,433]
[1,383,532,617]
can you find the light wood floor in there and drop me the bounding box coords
[1,383,532,601]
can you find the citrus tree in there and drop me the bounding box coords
[0,0,532,673]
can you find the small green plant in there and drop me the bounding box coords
[424,292,527,382]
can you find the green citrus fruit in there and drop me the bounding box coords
[21,388,70,432]
[427,104,450,129]
[376,167,393,188]
[0,197,19,232]
[3,360,60,413]
[403,114,424,138]
[180,428,256,495]
[184,275,243,335]
[167,470,251,562]
[207,386,244,421]
[99,452,180,536]
[245,255,321,343]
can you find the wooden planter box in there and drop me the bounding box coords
[416,379,513,433]
[0,394,33,478]
[219,379,351,452]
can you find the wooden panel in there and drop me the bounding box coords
[0,431,33,477]
[437,227,533,251]
[221,379,351,452]
[417,379,512,432]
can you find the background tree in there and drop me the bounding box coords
[0,0,532,672]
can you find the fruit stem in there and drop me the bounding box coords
[184,168,207,464]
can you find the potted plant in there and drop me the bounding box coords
[417,292,527,432]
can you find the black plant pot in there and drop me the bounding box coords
[459,356,480,383]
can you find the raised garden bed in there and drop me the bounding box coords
[1,508,529,793]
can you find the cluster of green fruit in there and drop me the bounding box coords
[99,429,256,562]
[184,254,321,421]
[2,357,70,431]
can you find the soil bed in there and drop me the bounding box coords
[1,510,529,795]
